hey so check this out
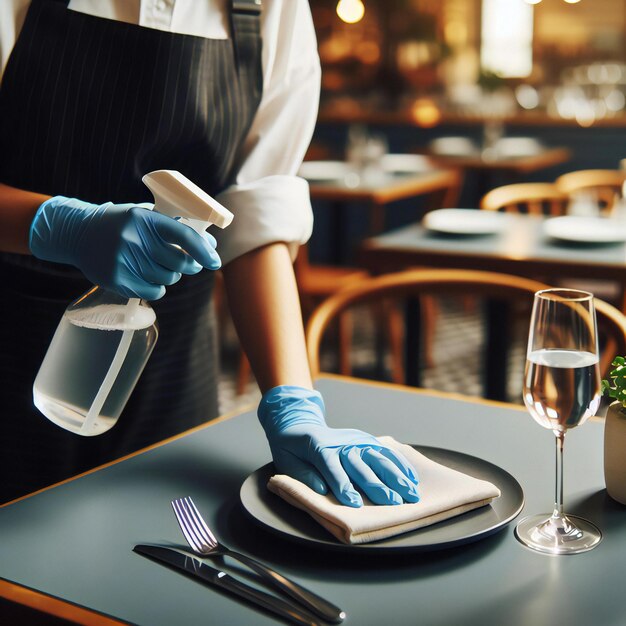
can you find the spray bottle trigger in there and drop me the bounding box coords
[142,170,233,229]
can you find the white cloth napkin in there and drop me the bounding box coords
[267,437,501,545]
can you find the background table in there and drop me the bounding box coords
[360,214,626,311]
[420,147,571,205]
[1,377,624,626]
[423,147,571,176]
[306,166,462,264]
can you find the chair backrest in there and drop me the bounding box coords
[305,269,626,395]
[555,169,626,214]
[480,183,569,216]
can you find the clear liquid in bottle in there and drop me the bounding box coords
[33,288,158,436]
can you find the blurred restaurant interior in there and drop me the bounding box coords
[221,0,626,411]
[311,0,626,201]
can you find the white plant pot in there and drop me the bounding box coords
[604,401,626,505]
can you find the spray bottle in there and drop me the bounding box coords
[33,170,233,436]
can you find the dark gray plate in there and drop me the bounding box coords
[239,446,524,553]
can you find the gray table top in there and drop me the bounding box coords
[360,215,626,280]
[1,377,624,626]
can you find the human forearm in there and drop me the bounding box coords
[0,183,50,254]
[221,242,313,393]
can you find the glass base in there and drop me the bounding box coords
[515,513,602,555]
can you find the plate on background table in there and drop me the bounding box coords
[544,216,626,243]
[422,208,511,236]
[298,160,351,182]
[240,446,524,553]
[493,137,543,158]
[381,153,433,174]
[428,136,478,156]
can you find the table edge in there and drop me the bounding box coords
[0,578,127,626]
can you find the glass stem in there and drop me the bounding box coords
[553,431,565,519]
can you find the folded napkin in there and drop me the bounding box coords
[267,437,501,545]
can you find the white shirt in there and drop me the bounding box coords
[0,0,320,264]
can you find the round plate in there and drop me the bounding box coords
[239,446,524,553]
[381,153,432,174]
[544,216,626,243]
[422,209,510,236]
[429,136,477,156]
[493,137,543,158]
[298,160,350,182]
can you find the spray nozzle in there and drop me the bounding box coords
[142,170,234,231]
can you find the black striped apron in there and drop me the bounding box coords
[0,0,263,503]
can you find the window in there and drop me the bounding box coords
[481,0,534,78]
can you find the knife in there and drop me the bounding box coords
[134,545,321,626]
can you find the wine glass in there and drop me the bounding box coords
[515,288,603,555]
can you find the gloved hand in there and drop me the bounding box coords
[258,385,420,507]
[29,196,221,300]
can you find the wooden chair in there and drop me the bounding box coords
[480,183,569,216]
[555,169,626,215]
[305,269,626,397]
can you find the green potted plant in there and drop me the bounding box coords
[601,356,626,505]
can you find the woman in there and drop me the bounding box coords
[0,0,419,507]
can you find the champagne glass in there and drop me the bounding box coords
[515,288,603,555]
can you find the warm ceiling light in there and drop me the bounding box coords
[563,0,581,4]
[410,98,442,128]
[336,0,365,24]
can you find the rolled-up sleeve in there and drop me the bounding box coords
[214,175,313,265]
[213,0,321,265]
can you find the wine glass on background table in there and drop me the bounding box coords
[516,288,603,555]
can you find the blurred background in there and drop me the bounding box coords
[220,0,626,411]
[314,0,626,127]
[304,0,626,258]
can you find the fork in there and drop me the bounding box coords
[171,496,346,624]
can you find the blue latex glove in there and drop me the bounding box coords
[29,196,221,300]
[258,386,420,507]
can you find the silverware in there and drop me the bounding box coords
[171,496,346,624]
[134,544,320,626]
